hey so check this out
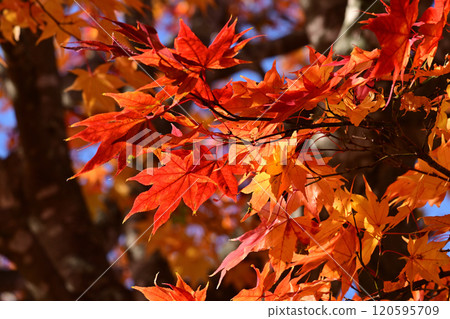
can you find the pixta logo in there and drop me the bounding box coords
[127,129,326,173]
[126,129,171,172]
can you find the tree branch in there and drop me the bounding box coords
[416,151,450,180]
[34,0,81,42]
[382,271,450,300]
[207,30,309,82]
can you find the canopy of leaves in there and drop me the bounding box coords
[66,0,450,301]
[1,0,450,302]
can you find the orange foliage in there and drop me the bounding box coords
[5,0,448,301]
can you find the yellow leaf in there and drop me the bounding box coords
[332,90,385,126]
[387,139,450,209]
[241,171,277,215]
[66,63,125,114]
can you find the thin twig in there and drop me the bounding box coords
[34,0,82,42]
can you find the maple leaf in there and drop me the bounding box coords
[134,273,208,301]
[241,134,311,217]
[104,91,164,115]
[387,139,450,209]
[327,227,359,296]
[401,234,450,285]
[126,148,241,233]
[412,0,450,69]
[245,61,286,102]
[68,110,150,177]
[65,18,164,59]
[302,46,338,88]
[361,0,419,84]
[65,63,125,114]
[351,177,391,265]
[268,49,339,121]
[185,18,253,70]
[133,18,253,100]
[400,91,432,113]
[107,18,164,49]
[125,151,217,233]
[234,264,332,301]
[299,160,346,217]
[257,198,318,278]
[233,265,331,301]
[292,222,358,297]
[331,90,385,126]
[211,219,271,287]
[231,263,276,301]
[66,39,136,60]
[194,154,242,201]
[421,214,450,234]
[291,231,341,279]
[114,57,150,89]
[212,62,286,119]
[415,59,450,80]
[264,137,308,192]
[212,197,317,284]
[294,280,333,301]
[334,47,380,78]
[241,171,277,214]
[36,1,86,45]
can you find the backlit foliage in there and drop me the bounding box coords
[2,0,450,300]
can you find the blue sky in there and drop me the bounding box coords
[0,106,15,158]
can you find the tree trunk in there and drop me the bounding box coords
[0,30,131,300]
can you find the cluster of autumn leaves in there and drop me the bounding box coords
[63,0,450,300]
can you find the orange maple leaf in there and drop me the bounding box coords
[134,273,208,301]
[421,214,450,234]
[104,91,164,115]
[231,263,276,301]
[66,63,125,114]
[212,198,318,284]
[401,234,450,285]
[387,139,450,210]
[175,18,253,70]
[351,177,391,265]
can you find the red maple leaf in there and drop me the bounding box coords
[134,18,254,99]
[173,18,254,70]
[125,150,216,232]
[212,198,318,285]
[412,0,450,69]
[362,0,420,82]
[68,110,150,177]
[125,148,242,233]
[65,19,165,59]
